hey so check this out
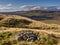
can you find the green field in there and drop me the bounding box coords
[41,20,60,25]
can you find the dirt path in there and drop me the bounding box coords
[0,28,60,35]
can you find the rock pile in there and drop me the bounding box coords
[18,31,39,41]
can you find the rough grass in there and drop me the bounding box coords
[0,30,59,45]
[0,14,60,30]
[0,18,32,28]
[0,13,60,45]
[29,21,60,29]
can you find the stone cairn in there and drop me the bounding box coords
[18,30,39,42]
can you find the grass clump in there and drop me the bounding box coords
[35,33,58,45]
[0,32,13,40]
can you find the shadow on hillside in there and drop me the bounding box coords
[27,16,53,21]
[0,18,32,28]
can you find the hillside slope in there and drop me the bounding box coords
[0,14,60,29]
[0,14,60,45]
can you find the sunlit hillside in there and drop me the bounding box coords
[0,14,60,45]
[0,14,60,29]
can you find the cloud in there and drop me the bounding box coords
[19,5,41,11]
[43,7,48,10]
[31,6,40,10]
[0,5,60,12]
[20,5,28,9]
[0,5,2,7]
[0,7,13,10]
[19,5,60,11]
[57,7,60,9]
[0,4,17,12]
[7,4,12,7]
[19,5,33,11]
[0,7,15,12]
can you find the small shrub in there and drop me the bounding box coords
[13,40,17,44]
[0,32,13,39]
[2,41,12,45]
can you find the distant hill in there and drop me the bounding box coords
[21,10,60,20]
[0,11,25,14]
[0,10,60,20]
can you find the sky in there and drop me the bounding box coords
[0,0,60,12]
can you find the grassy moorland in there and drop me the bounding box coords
[22,10,60,24]
[0,14,60,45]
[0,29,60,45]
[41,19,60,25]
[0,14,60,29]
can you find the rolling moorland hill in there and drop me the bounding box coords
[0,14,60,29]
[15,10,60,20]
[0,14,60,45]
[1,10,60,24]
[1,10,60,20]
[17,10,60,24]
